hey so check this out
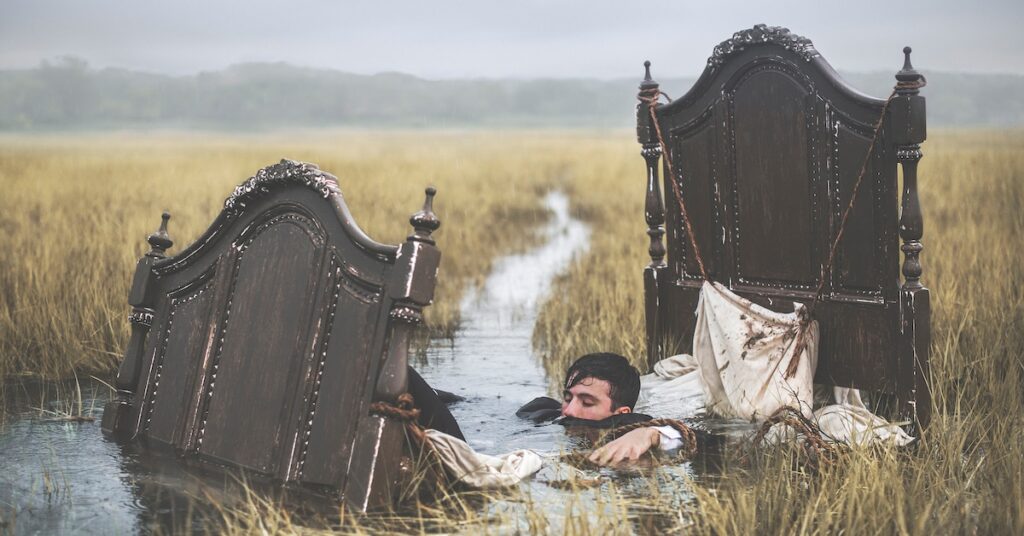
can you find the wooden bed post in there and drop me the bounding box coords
[101,213,173,439]
[344,187,441,511]
[638,61,668,371]
[892,47,932,428]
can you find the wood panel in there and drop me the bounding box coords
[731,66,817,288]
[297,257,385,487]
[668,110,720,279]
[197,214,323,473]
[143,274,215,446]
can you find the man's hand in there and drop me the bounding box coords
[588,427,661,466]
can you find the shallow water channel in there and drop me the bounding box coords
[415,190,590,455]
[0,191,728,534]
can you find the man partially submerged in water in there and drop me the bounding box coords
[409,352,685,466]
[517,352,688,465]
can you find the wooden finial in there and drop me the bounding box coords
[640,60,658,90]
[896,46,925,95]
[409,187,440,244]
[901,46,914,71]
[146,212,173,258]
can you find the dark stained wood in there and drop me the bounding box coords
[637,25,931,427]
[102,159,441,509]
[893,47,930,429]
[638,62,668,367]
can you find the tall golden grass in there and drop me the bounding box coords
[534,129,1024,533]
[0,130,583,380]
[1,129,1021,533]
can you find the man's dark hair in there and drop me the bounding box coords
[563,353,641,410]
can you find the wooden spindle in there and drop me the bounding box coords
[891,46,932,429]
[895,48,925,289]
[102,212,174,438]
[638,61,667,368]
[639,61,667,267]
[349,188,443,510]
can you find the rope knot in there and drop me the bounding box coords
[895,77,927,91]
[370,393,422,423]
[396,392,416,410]
[637,88,671,105]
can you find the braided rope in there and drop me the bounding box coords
[369,393,420,421]
[369,393,460,501]
[748,406,839,471]
[560,418,699,468]
[597,418,699,458]
[369,393,427,446]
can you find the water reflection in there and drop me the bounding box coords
[1,383,141,534]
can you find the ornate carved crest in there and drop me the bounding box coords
[708,24,818,68]
[224,159,341,212]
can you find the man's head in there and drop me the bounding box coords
[561,353,641,421]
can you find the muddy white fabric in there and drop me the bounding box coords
[814,387,914,446]
[424,429,543,489]
[639,281,913,446]
[696,280,818,420]
[637,353,705,419]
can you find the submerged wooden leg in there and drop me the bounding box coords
[103,213,172,439]
[101,308,153,438]
[343,416,411,512]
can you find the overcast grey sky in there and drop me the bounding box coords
[2,0,1022,79]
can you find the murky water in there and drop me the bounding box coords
[2,383,148,534]
[416,190,590,455]
[413,192,708,531]
[0,191,728,534]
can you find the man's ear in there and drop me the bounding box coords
[612,406,631,415]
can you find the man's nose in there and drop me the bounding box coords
[562,400,580,418]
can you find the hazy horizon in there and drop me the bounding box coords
[8,56,1024,82]
[3,0,1022,79]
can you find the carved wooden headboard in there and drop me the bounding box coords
[637,25,930,426]
[102,160,441,510]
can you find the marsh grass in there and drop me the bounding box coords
[0,130,592,381]
[1,129,1021,533]
[27,371,102,422]
[533,129,1024,533]
[191,471,657,535]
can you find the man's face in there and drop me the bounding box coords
[561,376,631,420]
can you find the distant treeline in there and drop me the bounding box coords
[1,57,1021,130]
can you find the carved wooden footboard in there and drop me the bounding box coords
[102,159,441,510]
[637,25,931,427]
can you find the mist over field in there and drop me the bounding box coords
[2,58,1022,131]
